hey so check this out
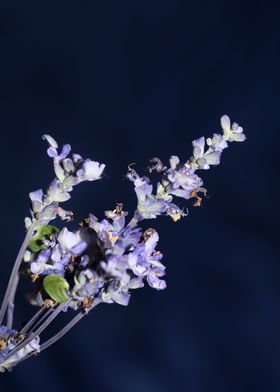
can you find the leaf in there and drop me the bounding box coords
[43,274,70,303]
[28,225,60,253]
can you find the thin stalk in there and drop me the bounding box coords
[19,306,48,334]
[0,223,36,325]
[7,304,14,330]
[41,299,101,352]
[7,274,19,329]
[6,274,19,329]
[33,301,69,336]
[4,300,101,370]
[22,308,53,335]
[40,311,86,351]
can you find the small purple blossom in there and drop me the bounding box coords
[0,325,40,373]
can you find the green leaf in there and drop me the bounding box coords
[28,225,60,253]
[43,274,70,303]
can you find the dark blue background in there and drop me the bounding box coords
[0,1,279,391]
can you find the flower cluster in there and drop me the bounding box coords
[26,135,105,228]
[23,205,165,310]
[22,115,246,311]
[0,115,246,371]
[24,226,88,277]
[0,326,40,373]
[127,115,246,220]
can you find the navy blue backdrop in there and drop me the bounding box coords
[0,1,279,391]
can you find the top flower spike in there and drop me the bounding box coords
[26,135,106,228]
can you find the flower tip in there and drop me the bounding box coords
[220,114,230,130]
[42,134,58,149]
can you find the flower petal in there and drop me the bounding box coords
[221,115,231,131]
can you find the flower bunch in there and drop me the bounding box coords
[0,115,245,372]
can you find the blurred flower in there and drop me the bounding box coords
[76,160,105,182]
[165,157,203,199]
[221,115,246,142]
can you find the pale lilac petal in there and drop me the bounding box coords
[59,144,71,159]
[47,147,58,158]
[128,278,144,289]
[63,158,75,173]
[147,272,167,290]
[192,137,205,159]
[42,134,58,149]
[29,189,43,212]
[111,291,131,306]
[77,160,105,182]
[71,241,87,255]
[204,150,221,165]
[29,189,43,203]
[144,232,159,253]
[221,114,231,131]
[169,155,180,169]
[231,132,246,142]
[53,160,65,182]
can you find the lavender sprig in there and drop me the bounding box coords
[0,115,246,372]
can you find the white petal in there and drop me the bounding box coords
[25,217,32,229]
[128,278,144,289]
[192,137,205,159]
[169,155,180,169]
[29,189,43,203]
[221,115,231,131]
[231,132,246,142]
[54,159,65,182]
[145,231,159,252]
[42,134,58,149]
[77,160,105,181]
[57,228,85,253]
[111,291,131,306]
[204,150,221,165]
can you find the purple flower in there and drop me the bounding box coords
[127,168,167,219]
[76,159,105,182]
[0,326,17,362]
[221,115,246,142]
[165,157,203,199]
[46,179,71,203]
[29,228,88,277]
[191,137,222,170]
[147,268,167,290]
[72,270,104,301]
[30,248,52,275]
[29,189,44,213]
[206,133,228,151]
[102,281,131,306]
[57,228,87,255]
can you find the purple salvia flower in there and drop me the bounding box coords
[76,159,106,182]
[0,115,246,371]
[221,115,246,142]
